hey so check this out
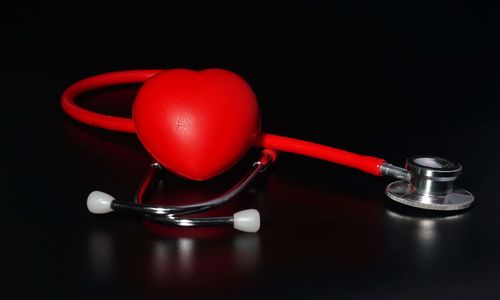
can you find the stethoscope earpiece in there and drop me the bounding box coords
[232,209,261,233]
[384,156,474,211]
[87,190,115,214]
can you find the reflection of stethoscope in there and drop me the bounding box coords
[62,69,474,233]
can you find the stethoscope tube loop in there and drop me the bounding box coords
[61,70,386,176]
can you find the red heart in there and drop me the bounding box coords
[133,69,261,180]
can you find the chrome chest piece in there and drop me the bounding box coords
[382,156,474,211]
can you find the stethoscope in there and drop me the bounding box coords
[62,68,474,233]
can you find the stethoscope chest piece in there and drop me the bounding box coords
[385,156,474,211]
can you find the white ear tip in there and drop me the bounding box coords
[87,191,115,214]
[233,209,260,233]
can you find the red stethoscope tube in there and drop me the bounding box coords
[61,70,385,176]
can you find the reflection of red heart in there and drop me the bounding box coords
[133,69,261,180]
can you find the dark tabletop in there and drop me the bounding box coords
[3,1,500,299]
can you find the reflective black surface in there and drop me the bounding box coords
[3,1,500,299]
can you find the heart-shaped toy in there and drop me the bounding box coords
[133,69,261,180]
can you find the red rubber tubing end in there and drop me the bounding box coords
[255,133,385,176]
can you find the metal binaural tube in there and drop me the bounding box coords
[129,151,272,216]
[146,214,234,227]
[88,151,271,232]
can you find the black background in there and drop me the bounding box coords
[2,1,500,299]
